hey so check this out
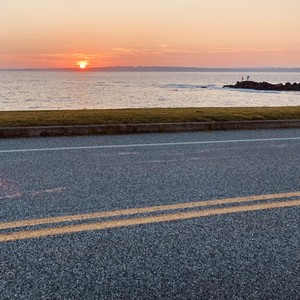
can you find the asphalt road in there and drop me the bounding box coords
[0,129,300,299]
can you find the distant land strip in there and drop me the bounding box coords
[1,66,300,72]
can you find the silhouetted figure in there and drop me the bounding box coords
[247,76,250,81]
[242,76,244,81]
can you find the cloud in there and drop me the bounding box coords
[2,46,299,68]
[209,47,300,54]
[109,47,197,56]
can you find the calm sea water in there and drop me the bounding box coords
[0,71,300,110]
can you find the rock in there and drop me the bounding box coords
[223,81,300,91]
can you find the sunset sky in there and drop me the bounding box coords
[1,0,300,68]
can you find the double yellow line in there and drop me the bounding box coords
[1,191,300,243]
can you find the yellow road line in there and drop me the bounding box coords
[1,191,300,230]
[1,199,300,243]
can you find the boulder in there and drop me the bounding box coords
[223,81,300,91]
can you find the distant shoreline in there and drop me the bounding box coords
[1,66,300,72]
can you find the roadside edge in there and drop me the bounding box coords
[1,119,300,138]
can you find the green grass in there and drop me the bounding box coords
[0,107,300,127]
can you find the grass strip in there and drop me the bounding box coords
[0,107,300,127]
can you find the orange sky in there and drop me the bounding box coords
[1,0,300,68]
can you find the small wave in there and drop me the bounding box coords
[160,83,217,90]
[234,89,282,95]
[244,89,300,96]
[95,82,111,87]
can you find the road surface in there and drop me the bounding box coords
[1,129,300,299]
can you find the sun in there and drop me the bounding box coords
[78,61,88,69]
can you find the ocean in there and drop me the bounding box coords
[0,71,300,111]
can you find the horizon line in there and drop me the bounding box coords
[1,66,300,72]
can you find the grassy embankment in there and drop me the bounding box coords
[0,107,300,127]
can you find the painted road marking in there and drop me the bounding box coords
[1,191,300,230]
[0,137,300,154]
[1,199,300,243]
[1,191,300,242]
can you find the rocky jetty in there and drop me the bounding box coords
[223,81,300,91]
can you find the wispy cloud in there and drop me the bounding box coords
[1,46,299,68]
[109,46,197,56]
[209,47,300,54]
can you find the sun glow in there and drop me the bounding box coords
[78,61,88,69]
